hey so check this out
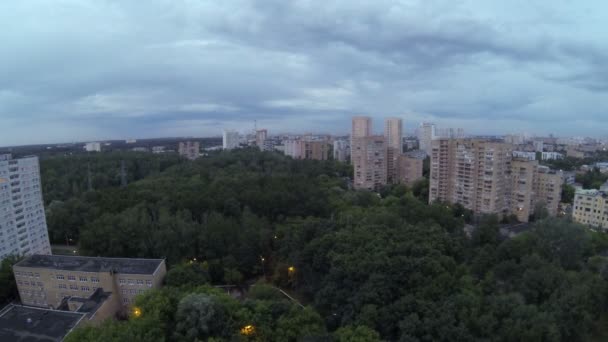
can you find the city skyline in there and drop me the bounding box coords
[2,1,608,146]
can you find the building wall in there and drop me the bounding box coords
[384,118,403,152]
[352,136,387,191]
[178,142,200,160]
[396,154,424,186]
[573,189,608,229]
[418,123,436,156]
[535,167,563,217]
[0,155,51,261]
[333,140,350,162]
[255,130,268,151]
[511,159,538,222]
[222,130,239,150]
[13,260,166,310]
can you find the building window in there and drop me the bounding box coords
[130,289,137,295]
[79,276,88,282]
[58,284,67,289]
[122,289,127,295]
[146,280,152,287]
[81,286,90,292]
[69,284,78,291]
[136,279,144,286]
[128,279,135,285]
[56,275,64,280]
[34,273,39,278]
[123,298,130,304]
[67,275,76,281]
[119,279,126,285]
[91,277,99,283]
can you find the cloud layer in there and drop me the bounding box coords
[1,0,607,145]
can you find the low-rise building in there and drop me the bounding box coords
[13,255,166,310]
[84,142,101,152]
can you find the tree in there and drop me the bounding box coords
[0,255,21,307]
[334,325,382,342]
[173,293,231,341]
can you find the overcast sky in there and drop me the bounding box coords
[1,1,607,146]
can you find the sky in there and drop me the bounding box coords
[1,0,608,146]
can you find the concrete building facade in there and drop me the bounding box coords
[0,155,51,261]
[256,129,268,151]
[385,118,403,184]
[14,255,166,309]
[222,130,239,150]
[333,139,350,162]
[396,151,425,186]
[418,123,436,156]
[178,141,200,160]
[352,136,387,191]
[573,189,608,229]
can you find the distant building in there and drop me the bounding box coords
[178,141,200,160]
[385,118,403,183]
[152,146,166,154]
[256,129,268,151]
[429,139,563,222]
[418,123,436,156]
[430,139,513,216]
[352,136,387,191]
[333,139,350,162]
[396,150,425,186]
[403,137,419,151]
[541,152,563,161]
[222,129,239,150]
[284,138,331,160]
[573,188,608,230]
[0,155,51,260]
[351,116,372,139]
[14,255,166,309]
[131,147,148,152]
[533,140,544,152]
[513,151,536,161]
[125,139,137,144]
[84,142,101,152]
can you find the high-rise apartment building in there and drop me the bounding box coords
[429,139,513,216]
[284,139,330,160]
[222,130,239,150]
[178,141,200,160]
[351,116,372,139]
[384,118,403,152]
[418,123,436,156]
[385,118,403,183]
[352,136,387,191]
[0,155,51,261]
[13,255,166,309]
[573,188,608,229]
[396,151,425,186]
[430,140,563,221]
[534,166,563,217]
[256,129,268,151]
[333,139,350,162]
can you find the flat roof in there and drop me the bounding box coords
[0,305,85,342]
[15,254,164,275]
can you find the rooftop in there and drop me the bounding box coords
[0,305,85,342]
[15,254,164,275]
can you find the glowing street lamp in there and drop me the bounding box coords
[240,325,256,336]
[132,307,142,318]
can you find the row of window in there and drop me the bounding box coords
[122,288,146,295]
[15,271,39,278]
[55,274,100,282]
[17,280,43,287]
[119,278,152,287]
[58,283,94,292]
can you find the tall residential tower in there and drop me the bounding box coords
[0,154,51,260]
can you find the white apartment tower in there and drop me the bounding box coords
[0,154,52,260]
[418,123,436,156]
[222,130,239,150]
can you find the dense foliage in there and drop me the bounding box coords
[42,150,608,341]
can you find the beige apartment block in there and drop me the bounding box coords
[573,189,608,229]
[431,139,564,221]
[397,152,425,186]
[13,255,166,311]
[511,159,538,222]
[430,139,513,216]
[352,135,387,191]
